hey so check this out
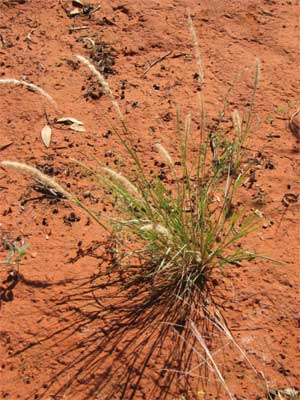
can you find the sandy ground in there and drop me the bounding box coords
[0,1,299,399]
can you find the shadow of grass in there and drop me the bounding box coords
[18,240,225,400]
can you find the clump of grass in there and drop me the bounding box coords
[66,53,268,306]
[0,16,277,400]
[2,17,271,326]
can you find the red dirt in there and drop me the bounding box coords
[0,1,299,399]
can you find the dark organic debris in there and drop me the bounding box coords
[96,17,115,26]
[0,270,19,305]
[3,0,27,6]
[281,193,299,207]
[64,2,100,18]
[68,240,102,263]
[63,212,81,226]
[88,40,117,76]
[32,180,66,200]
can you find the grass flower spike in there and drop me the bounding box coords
[1,161,72,200]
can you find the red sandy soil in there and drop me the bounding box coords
[0,1,299,399]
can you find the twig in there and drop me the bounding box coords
[171,52,191,59]
[89,5,101,15]
[69,25,89,33]
[82,37,95,49]
[143,51,172,76]
[44,111,51,125]
[24,28,38,46]
[0,33,5,49]
[0,142,13,151]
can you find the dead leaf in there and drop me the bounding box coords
[72,0,84,7]
[41,125,52,147]
[69,8,81,16]
[70,123,86,132]
[56,117,84,126]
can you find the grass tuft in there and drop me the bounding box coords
[2,52,267,305]
[62,53,269,309]
[1,17,277,399]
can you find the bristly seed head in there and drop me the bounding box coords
[232,109,242,135]
[0,78,57,108]
[187,9,204,84]
[76,54,124,123]
[1,161,72,200]
[289,108,300,139]
[101,167,139,196]
[141,223,172,242]
[154,143,174,167]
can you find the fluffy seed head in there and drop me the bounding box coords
[1,161,72,200]
[154,143,174,167]
[141,223,172,241]
[187,10,204,84]
[76,54,124,122]
[289,108,300,139]
[232,109,242,136]
[0,79,57,108]
[101,167,139,196]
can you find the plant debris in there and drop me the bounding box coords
[55,117,85,132]
[63,211,80,225]
[41,124,52,147]
[281,193,299,207]
[63,2,100,18]
[56,117,84,125]
[88,40,117,76]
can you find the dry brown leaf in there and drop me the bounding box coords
[41,125,52,147]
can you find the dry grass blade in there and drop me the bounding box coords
[1,161,72,200]
[143,51,172,76]
[190,320,235,400]
[213,310,258,374]
[0,78,57,108]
